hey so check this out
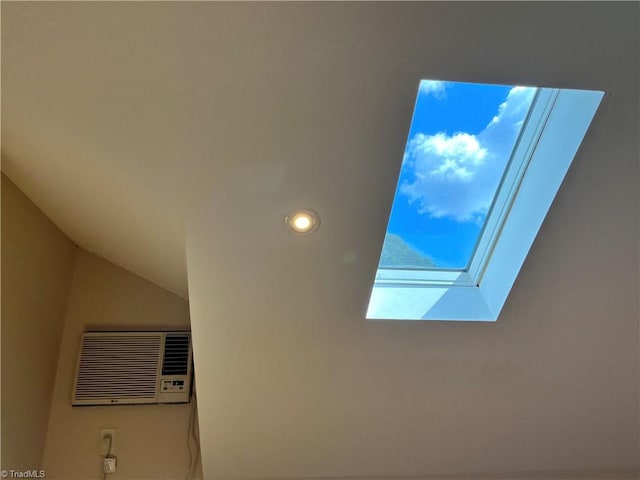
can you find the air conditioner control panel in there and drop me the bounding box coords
[161,378,186,392]
[158,375,191,403]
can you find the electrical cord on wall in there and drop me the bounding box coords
[185,384,200,480]
[186,399,194,480]
[102,434,113,480]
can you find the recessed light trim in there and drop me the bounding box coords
[285,208,320,235]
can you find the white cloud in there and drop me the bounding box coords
[488,86,534,128]
[400,86,536,222]
[419,80,447,99]
[400,132,490,221]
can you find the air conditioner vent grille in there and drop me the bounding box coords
[162,334,190,375]
[74,335,161,402]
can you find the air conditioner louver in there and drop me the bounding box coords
[73,331,192,406]
[162,334,190,375]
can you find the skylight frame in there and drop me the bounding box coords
[467,87,557,284]
[367,85,604,321]
[372,87,549,286]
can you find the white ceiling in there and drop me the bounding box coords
[2,2,639,479]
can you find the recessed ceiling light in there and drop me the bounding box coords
[285,208,320,235]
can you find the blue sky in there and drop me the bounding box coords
[383,80,536,269]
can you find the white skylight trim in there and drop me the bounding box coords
[367,86,604,321]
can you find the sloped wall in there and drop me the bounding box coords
[1,172,202,479]
[1,173,76,470]
[42,249,202,480]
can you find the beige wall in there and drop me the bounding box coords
[2,173,201,479]
[1,173,76,470]
[42,249,202,480]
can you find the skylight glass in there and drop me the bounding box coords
[380,80,536,270]
[368,81,604,321]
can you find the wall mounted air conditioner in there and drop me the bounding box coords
[72,331,193,406]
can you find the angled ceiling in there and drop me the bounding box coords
[2,2,639,479]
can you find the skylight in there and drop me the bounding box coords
[380,81,536,270]
[367,80,604,321]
